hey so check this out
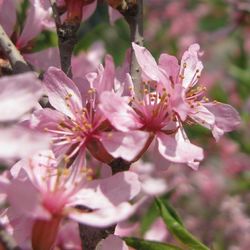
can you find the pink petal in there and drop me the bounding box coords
[156,130,204,170]
[0,73,42,121]
[132,43,167,83]
[17,0,53,48]
[43,67,82,119]
[7,178,50,220]
[180,43,204,88]
[97,55,116,94]
[87,172,141,206]
[0,0,16,36]
[0,126,51,160]
[108,7,123,24]
[204,102,241,141]
[99,91,142,132]
[70,171,140,209]
[158,53,180,83]
[24,47,60,71]
[71,41,105,78]
[190,105,215,128]
[100,131,149,162]
[171,84,189,121]
[73,77,91,105]
[68,202,139,227]
[81,1,97,22]
[30,108,66,131]
[97,235,128,250]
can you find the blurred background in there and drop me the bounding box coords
[7,0,250,249]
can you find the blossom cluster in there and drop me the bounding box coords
[0,0,242,249]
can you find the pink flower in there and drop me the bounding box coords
[132,43,241,142]
[0,0,56,70]
[0,73,42,122]
[99,82,203,169]
[2,150,141,249]
[30,61,149,165]
[0,73,50,161]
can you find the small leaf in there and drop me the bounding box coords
[155,198,210,250]
[140,189,177,235]
[124,237,183,250]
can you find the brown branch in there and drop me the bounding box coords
[0,25,31,74]
[49,1,80,78]
[78,224,115,250]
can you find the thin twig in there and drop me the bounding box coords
[49,1,80,78]
[123,0,144,98]
[0,25,31,74]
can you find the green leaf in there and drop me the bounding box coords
[162,198,184,226]
[140,190,177,235]
[155,198,210,250]
[124,237,183,250]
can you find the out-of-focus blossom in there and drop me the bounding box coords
[144,218,168,242]
[58,0,122,24]
[55,221,81,250]
[1,150,141,249]
[0,0,55,70]
[0,73,50,161]
[0,73,42,121]
[130,160,168,196]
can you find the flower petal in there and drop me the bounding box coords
[180,43,203,89]
[132,43,167,83]
[43,67,82,119]
[159,53,180,83]
[99,91,142,131]
[100,131,149,162]
[0,73,42,122]
[0,126,50,160]
[0,0,16,36]
[68,202,139,227]
[156,130,204,170]
[204,102,241,141]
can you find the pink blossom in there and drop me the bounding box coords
[0,73,42,122]
[0,73,50,161]
[0,0,57,70]
[2,150,141,248]
[132,43,241,142]
[30,62,149,165]
[99,84,203,169]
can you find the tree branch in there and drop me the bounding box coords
[123,0,144,98]
[78,224,115,250]
[49,1,80,78]
[0,25,31,74]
